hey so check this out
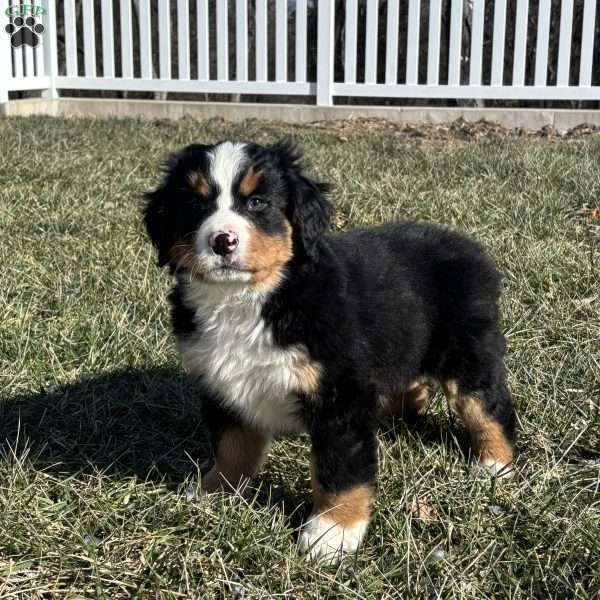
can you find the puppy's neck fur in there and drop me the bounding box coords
[177,274,270,309]
[176,275,311,433]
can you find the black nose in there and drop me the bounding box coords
[211,231,239,256]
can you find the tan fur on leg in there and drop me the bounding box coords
[380,377,430,419]
[443,380,513,475]
[202,425,270,493]
[299,460,374,563]
[311,476,374,528]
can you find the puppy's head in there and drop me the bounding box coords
[144,140,332,289]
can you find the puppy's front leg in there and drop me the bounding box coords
[300,406,377,563]
[201,401,270,493]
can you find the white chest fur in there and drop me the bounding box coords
[177,281,314,434]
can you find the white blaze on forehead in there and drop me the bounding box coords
[210,141,247,210]
[196,141,250,256]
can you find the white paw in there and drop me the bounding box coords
[474,459,514,479]
[298,514,368,564]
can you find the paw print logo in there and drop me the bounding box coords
[5,16,44,48]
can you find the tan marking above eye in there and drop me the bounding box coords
[188,172,210,198]
[239,167,264,197]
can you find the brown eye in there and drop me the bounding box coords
[247,196,267,212]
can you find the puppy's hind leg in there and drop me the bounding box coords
[443,379,516,477]
[379,376,430,420]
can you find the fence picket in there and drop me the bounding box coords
[236,0,248,81]
[35,45,44,76]
[406,0,420,84]
[296,0,307,83]
[535,0,551,86]
[11,46,23,79]
[177,0,190,80]
[11,50,23,82]
[344,0,358,83]
[64,0,77,77]
[557,0,574,87]
[365,0,378,84]
[276,0,287,82]
[316,0,334,105]
[101,0,115,78]
[139,0,152,79]
[580,0,597,86]
[120,0,133,78]
[216,0,228,81]
[448,0,463,86]
[24,33,34,77]
[197,0,209,80]
[9,0,23,79]
[41,0,58,94]
[159,0,171,79]
[385,0,399,85]
[491,0,507,86]
[427,0,442,85]
[34,0,45,77]
[256,0,267,82]
[1,4,12,92]
[82,1,96,77]
[513,0,528,86]
[469,0,484,85]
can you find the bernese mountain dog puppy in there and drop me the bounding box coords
[144,140,516,563]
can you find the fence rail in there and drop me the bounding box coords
[1,1,599,106]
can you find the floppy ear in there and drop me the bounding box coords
[270,140,333,260]
[143,185,173,267]
[143,144,211,268]
[289,175,332,260]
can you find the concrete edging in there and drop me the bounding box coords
[2,97,600,131]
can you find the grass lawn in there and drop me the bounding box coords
[0,115,598,599]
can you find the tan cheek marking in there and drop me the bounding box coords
[311,460,374,527]
[294,353,322,397]
[188,172,209,198]
[245,223,293,290]
[443,380,513,466]
[202,425,270,493]
[239,168,263,197]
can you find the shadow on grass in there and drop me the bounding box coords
[0,366,213,485]
[0,366,470,521]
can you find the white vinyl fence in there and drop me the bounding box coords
[1,1,599,106]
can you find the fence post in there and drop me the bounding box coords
[0,9,11,107]
[42,0,59,99]
[316,0,334,106]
